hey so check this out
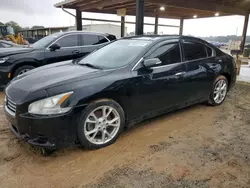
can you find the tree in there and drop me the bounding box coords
[31,26,45,30]
[0,22,4,26]
[5,21,22,34]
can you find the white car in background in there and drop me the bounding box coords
[0,40,21,48]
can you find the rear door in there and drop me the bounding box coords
[182,40,216,103]
[44,34,82,64]
[80,34,110,57]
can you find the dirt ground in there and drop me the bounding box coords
[0,82,250,188]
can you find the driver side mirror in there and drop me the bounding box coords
[49,43,61,51]
[143,58,162,68]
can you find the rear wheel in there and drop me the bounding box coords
[77,99,125,149]
[13,65,35,77]
[208,75,228,106]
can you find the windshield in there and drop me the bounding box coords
[79,39,151,69]
[31,33,62,48]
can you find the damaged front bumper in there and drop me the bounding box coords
[4,104,81,149]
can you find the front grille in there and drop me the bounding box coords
[6,97,16,115]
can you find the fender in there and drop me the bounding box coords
[10,58,40,76]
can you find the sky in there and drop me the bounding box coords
[0,0,249,37]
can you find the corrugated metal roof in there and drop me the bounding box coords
[54,0,250,19]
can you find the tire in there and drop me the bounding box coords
[77,99,125,149]
[208,75,228,106]
[13,65,35,78]
[41,148,56,157]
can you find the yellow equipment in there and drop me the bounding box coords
[0,25,29,45]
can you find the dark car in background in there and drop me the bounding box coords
[0,31,116,87]
[209,41,223,48]
[4,35,236,154]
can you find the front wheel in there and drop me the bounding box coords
[41,148,56,156]
[77,99,125,149]
[13,65,35,78]
[208,75,228,106]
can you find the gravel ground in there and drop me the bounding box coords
[0,82,250,188]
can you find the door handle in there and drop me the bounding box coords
[175,72,186,76]
[72,50,80,54]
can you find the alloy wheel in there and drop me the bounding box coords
[213,79,227,104]
[84,106,121,145]
[18,69,30,75]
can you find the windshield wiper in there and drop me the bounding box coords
[80,63,102,70]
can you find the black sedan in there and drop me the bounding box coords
[4,35,236,153]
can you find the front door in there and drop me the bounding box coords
[128,42,189,119]
[44,34,82,64]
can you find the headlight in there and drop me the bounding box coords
[28,92,73,115]
[0,57,9,64]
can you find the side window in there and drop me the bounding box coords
[206,46,213,57]
[57,35,78,47]
[98,36,108,44]
[148,43,181,67]
[183,42,207,61]
[82,34,99,46]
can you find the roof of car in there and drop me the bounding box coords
[123,35,204,41]
[123,35,179,40]
[55,31,115,37]
[122,35,210,46]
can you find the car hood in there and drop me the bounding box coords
[8,60,112,93]
[0,47,34,57]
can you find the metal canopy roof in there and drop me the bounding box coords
[55,0,250,19]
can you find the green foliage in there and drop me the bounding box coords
[5,21,22,34]
[0,21,46,35]
[31,26,45,29]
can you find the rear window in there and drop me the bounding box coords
[106,35,117,41]
[82,34,109,45]
[98,36,109,44]
[82,34,99,45]
[183,42,207,61]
